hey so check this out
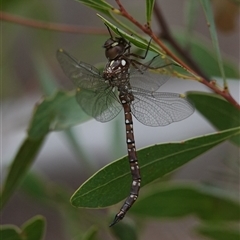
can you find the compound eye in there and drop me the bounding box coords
[105,46,122,60]
[103,38,115,48]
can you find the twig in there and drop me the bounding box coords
[153,2,211,82]
[1,8,239,108]
[0,11,107,35]
[115,0,240,109]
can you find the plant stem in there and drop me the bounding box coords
[153,2,211,82]
[0,11,107,34]
[115,0,240,109]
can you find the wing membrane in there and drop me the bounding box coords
[57,49,122,122]
[130,54,174,92]
[131,88,194,127]
[130,70,169,92]
[76,86,122,122]
[57,49,104,89]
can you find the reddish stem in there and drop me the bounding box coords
[0,11,107,34]
[115,0,240,109]
[1,9,239,109]
[153,2,210,82]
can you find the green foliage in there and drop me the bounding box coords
[197,224,240,240]
[76,0,115,18]
[71,127,239,208]
[1,90,91,209]
[175,34,239,79]
[131,183,240,221]
[200,0,226,83]
[187,92,240,145]
[2,0,240,240]
[81,226,99,240]
[0,216,46,240]
[97,15,159,53]
[28,90,90,139]
[110,218,138,240]
[1,137,45,209]
[146,0,155,24]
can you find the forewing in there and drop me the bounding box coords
[131,88,194,126]
[130,55,174,92]
[57,49,122,122]
[76,85,122,122]
[56,49,104,89]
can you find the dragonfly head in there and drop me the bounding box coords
[103,37,128,60]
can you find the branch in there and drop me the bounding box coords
[153,2,211,82]
[0,11,107,35]
[115,0,240,109]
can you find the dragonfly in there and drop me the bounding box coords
[56,29,194,226]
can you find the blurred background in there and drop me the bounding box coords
[1,0,239,239]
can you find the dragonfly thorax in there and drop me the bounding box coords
[103,56,130,86]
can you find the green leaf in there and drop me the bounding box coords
[187,92,240,145]
[1,137,45,209]
[197,224,240,240]
[70,127,240,208]
[183,1,199,40]
[97,15,164,54]
[21,216,46,240]
[28,90,90,139]
[35,55,58,96]
[76,0,115,18]
[81,226,98,240]
[1,90,90,208]
[200,0,226,83]
[0,216,46,240]
[131,183,240,221]
[77,0,113,10]
[20,172,50,204]
[175,33,240,78]
[97,15,176,73]
[146,0,155,24]
[0,226,21,240]
[110,217,138,240]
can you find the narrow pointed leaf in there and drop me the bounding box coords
[1,90,90,208]
[1,137,45,209]
[21,215,46,240]
[197,224,240,240]
[0,226,21,240]
[110,218,138,240]
[183,1,199,41]
[187,92,240,145]
[131,184,240,221]
[175,33,239,78]
[76,0,115,18]
[71,127,240,208]
[146,0,155,24]
[200,0,226,84]
[97,15,160,54]
[28,90,90,139]
[0,216,46,240]
[77,0,113,10]
[82,226,98,240]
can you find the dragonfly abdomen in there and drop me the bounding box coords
[110,94,141,226]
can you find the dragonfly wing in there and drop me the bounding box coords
[57,49,104,89]
[130,54,175,91]
[130,70,170,92]
[131,88,194,127]
[57,49,122,122]
[76,85,122,122]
